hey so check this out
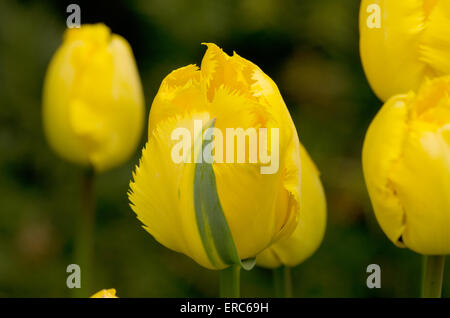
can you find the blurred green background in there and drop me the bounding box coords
[0,0,445,297]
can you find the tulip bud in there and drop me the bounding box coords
[90,288,118,298]
[359,0,450,102]
[362,76,450,255]
[42,23,145,172]
[256,143,326,268]
[129,43,301,270]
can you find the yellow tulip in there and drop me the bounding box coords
[42,23,145,172]
[256,143,326,268]
[362,76,450,255]
[129,43,301,270]
[90,288,118,298]
[359,0,450,102]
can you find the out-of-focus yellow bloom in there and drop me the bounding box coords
[43,23,145,172]
[90,288,118,298]
[359,0,450,102]
[129,43,301,270]
[256,143,326,268]
[363,76,450,255]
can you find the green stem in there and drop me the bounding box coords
[73,167,95,298]
[421,255,445,298]
[220,265,240,297]
[273,266,293,298]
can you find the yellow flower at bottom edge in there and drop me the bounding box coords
[256,143,327,268]
[363,76,450,255]
[129,43,301,270]
[90,289,118,298]
[42,23,145,172]
[359,0,450,102]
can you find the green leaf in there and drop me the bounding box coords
[193,118,255,270]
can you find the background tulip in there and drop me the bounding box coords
[90,289,118,298]
[42,23,145,297]
[256,143,326,269]
[363,77,450,255]
[359,0,450,102]
[256,143,326,297]
[42,23,145,172]
[362,76,450,297]
[129,43,301,277]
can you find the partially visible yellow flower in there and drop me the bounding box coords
[256,143,326,268]
[90,288,118,298]
[43,23,145,172]
[362,76,450,255]
[359,0,450,101]
[129,43,301,270]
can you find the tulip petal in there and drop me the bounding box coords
[363,94,413,246]
[257,143,326,268]
[420,0,450,77]
[390,117,450,254]
[201,43,256,102]
[149,65,204,135]
[359,0,450,101]
[129,113,214,268]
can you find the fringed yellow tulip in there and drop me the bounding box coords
[129,43,301,270]
[362,76,450,255]
[256,143,326,268]
[43,23,145,172]
[359,0,450,102]
[90,288,118,298]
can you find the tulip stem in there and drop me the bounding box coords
[421,255,445,298]
[220,265,240,297]
[273,266,293,298]
[74,167,96,298]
